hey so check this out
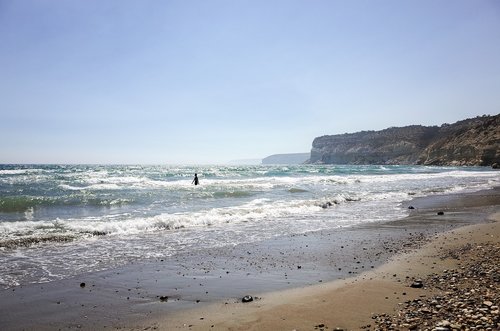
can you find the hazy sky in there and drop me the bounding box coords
[1,1,499,164]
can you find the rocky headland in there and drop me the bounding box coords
[262,153,310,164]
[309,114,499,166]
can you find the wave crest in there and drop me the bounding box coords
[0,235,76,249]
[0,196,132,213]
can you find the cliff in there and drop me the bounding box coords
[262,153,310,165]
[309,114,500,166]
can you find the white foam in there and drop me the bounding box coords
[4,165,499,289]
[0,169,45,175]
[3,167,498,242]
[59,183,122,191]
[0,169,30,175]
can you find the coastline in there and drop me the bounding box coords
[0,188,498,330]
[156,210,499,331]
[147,189,500,331]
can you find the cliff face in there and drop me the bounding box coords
[262,153,310,164]
[419,115,500,166]
[309,115,500,166]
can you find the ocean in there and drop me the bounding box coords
[0,164,498,289]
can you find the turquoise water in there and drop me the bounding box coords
[0,164,498,288]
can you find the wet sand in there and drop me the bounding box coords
[0,188,499,330]
[158,212,499,331]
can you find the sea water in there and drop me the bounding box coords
[0,164,498,288]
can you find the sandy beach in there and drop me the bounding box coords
[3,1,500,329]
[151,192,499,331]
[1,188,499,330]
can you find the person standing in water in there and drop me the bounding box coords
[192,173,199,185]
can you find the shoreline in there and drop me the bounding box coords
[156,211,499,331]
[146,190,500,331]
[0,188,498,330]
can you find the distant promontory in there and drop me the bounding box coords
[262,153,310,165]
[308,114,499,166]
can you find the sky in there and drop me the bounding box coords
[1,0,499,164]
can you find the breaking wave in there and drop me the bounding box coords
[0,196,132,213]
[1,164,498,288]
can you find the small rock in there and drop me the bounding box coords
[438,320,451,327]
[159,296,168,302]
[80,282,86,288]
[483,300,493,307]
[242,295,253,303]
[410,281,424,288]
[437,211,444,215]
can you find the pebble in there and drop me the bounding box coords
[372,242,500,330]
[410,280,424,288]
[242,295,253,303]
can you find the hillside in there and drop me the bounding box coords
[308,115,500,166]
[262,153,310,165]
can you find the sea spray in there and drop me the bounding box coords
[0,164,498,288]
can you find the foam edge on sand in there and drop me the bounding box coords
[151,211,500,331]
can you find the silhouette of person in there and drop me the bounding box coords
[192,173,199,185]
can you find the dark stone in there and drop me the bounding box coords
[492,163,499,169]
[159,296,168,302]
[242,295,253,303]
[437,211,444,215]
[408,206,415,209]
[410,281,424,288]
[80,282,86,288]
